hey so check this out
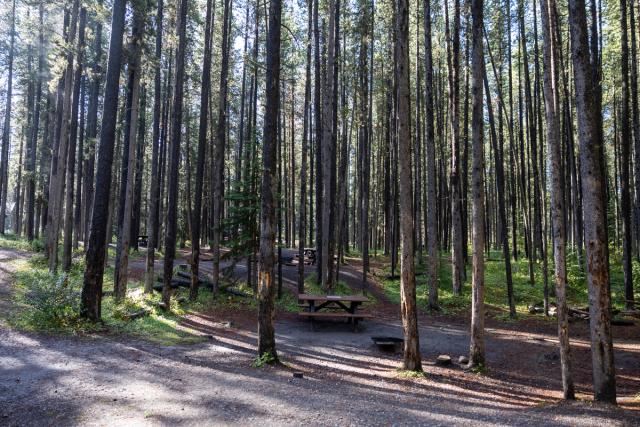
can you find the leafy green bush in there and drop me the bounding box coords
[20,274,81,330]
[252,351,277,368]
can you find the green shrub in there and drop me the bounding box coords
[252,351,277,368]
[19,274,81,331]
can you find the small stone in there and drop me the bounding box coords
[293,372,304,379]
[458,356,469,365]
[436,355,452,366]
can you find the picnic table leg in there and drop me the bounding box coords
[346,301,357,324]
[308,301,315,330]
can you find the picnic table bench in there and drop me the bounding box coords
[297,293,372,331]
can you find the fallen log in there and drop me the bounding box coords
[620,310,640,318]
[176,270,213,287]
[153,272,250,298]
[221,287,250,298]
[611,318,635,326]
[124,309,151,320]
[568,307,590,318]
[152,278,190,292]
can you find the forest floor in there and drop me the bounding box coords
[1,245,639,426]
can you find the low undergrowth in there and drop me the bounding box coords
[0,233,44,252]
[187,281,300,314]
[378,248,639,319]
[396,369,427,379]
[6,254,204,345]
[252,351,278,368]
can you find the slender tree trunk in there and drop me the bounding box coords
[162,0,189,309]
[568,0,617,404]
[145,0,164,294]
[313,0,323,284]
[445,0,464,295]
[257,0,282,360]
[83,1,102,251]
[468,0,485,369]
[13,133,24,236]
[299,0,313,293]
[321,0,338,291]
[62,8,87,271]
[423,0,438,310]
[114,5,145,301]
[483,63,514,318]
[74,79,86,249]
[619,0,634,309]
[0,0,16,235]
[131,86,146,250]
[396,0,422,372]
[80,0,127,320]
[46,0,80,271]
[27,3,45,241]
[190,0,215,300]
[540,0,575,400]
[631,0,640,262]
[359,0,371,292]
[212,0,232,291]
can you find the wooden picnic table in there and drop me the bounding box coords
[297,293,372,331]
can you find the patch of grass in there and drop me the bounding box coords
[303,274,353,295]
[5,255,204,345]
[252,351,277,368]
[493,312,519,322]
[0,233,44,252]
[186,280,301,314]
[467,363,487,374]
[396,369,427,379]
[378,247,639,320]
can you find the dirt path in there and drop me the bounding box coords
[1,248,639,426]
